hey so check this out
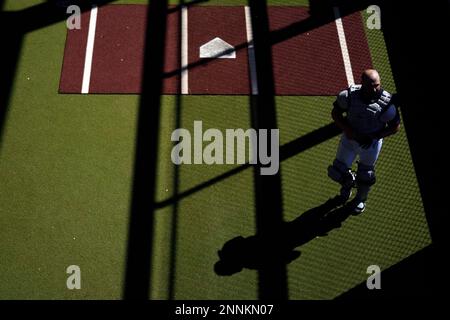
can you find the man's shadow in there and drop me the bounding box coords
[214,195,355,276]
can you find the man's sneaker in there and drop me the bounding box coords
[348,199,366,215]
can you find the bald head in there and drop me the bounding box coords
[362,69,380,83]
[361,69,382,100]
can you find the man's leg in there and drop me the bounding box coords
[351,139,383,213]
[328,135,357,202]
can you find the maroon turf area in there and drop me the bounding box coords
[89,5,179,94]
[89,5,146,93]
[269,7,349,95]
[59,5,372,95]
[342,12,373,82]
[59,9,91,93]
[59,5,180,94]
[187,6,250,95]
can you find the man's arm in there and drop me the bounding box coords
[373,99,401,139]
[373,121,401,140]
[331,105,354,139]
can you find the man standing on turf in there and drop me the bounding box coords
[328,69,401,214]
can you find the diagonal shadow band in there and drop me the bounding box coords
[155,122,341,210]
[8,1,117,33]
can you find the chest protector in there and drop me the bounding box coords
[346,85,392,135]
